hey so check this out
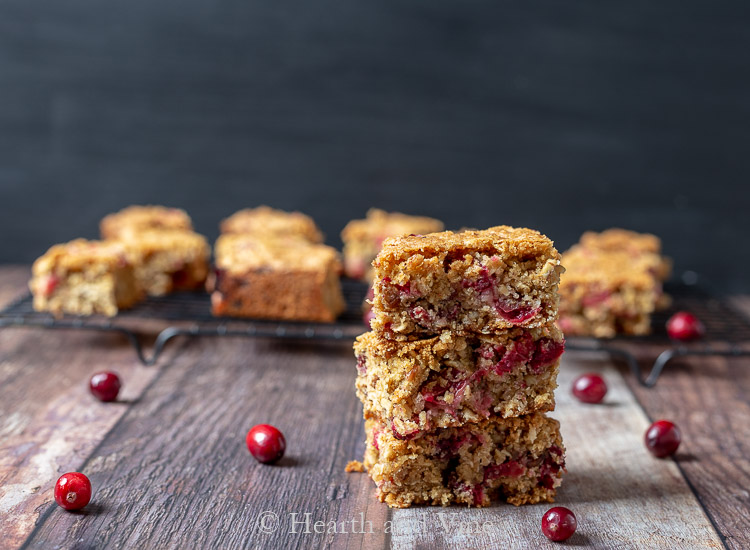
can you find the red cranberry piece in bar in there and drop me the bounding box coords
[666,312,705,341]
[54,472,92,511]
[645,420,681,458]
[496,299,541,324]
[246,424,286,464]
[572,373,607,404]
[542,506,577,542]
[43,275,60,297]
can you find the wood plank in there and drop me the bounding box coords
[17,337,725,548]
[0,265,30,308]
[623,340,750,549]
[0,268,176,547]
[19,337,383,550]
[390,352,724,549]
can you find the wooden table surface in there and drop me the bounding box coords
[1,265,748,550]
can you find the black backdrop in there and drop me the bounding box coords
[1,1,749,292]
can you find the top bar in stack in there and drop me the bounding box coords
[369,227,564,338]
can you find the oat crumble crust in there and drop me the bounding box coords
[363,413,565,508]
[29,239,141,317]
[117,229,211,296]
[341,208,444,280]
[100,205,193,239]
[210,234,345,322]
[370,226,564,337]
[354,325,563,437]
[220,206,324,243]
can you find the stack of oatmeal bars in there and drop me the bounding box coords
[353,226,567,507]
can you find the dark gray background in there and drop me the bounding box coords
[1,1,748,292]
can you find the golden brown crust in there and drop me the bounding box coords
[363,413,565,508]
[340,209,444,280]
[214,234,341,274]
[100,205,193,239]
[377,226,558,266]
[370,227,563,336]
[29,239,141,317]
[220,206,324,243]
[211,234,345,322]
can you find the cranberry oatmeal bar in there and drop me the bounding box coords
[355,325,563,438]
[220,206,324,243]
[369,227,563,338]
[30,239,141,317]
[100,205,193,239]
[364,413,565,508]
[341,209,444,280]
[209,234,345,322]
[558,245,664,338]
[118,229,211,296]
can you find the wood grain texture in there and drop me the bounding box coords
[19,338,374,550]
[621,317,750,549]
[389,352,724,550]
[0,268,176,547]
[1,267,745,548]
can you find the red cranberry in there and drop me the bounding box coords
[572,373,607,404]
[542,506,577,542]
[645,420,681,458]
[54,472,92,511]
[246,424,286,464]
[666,311,705,341]
[89,372,121,402]
[43,275,60,297]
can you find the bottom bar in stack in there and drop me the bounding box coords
[363,412,565,508]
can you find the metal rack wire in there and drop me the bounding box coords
[1,281,748,386]
[565,283,750,387]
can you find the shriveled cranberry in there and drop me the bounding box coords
[645,420,681,458]
[246,424,286,464]
[54,472,92,511]
[542,507,577,542]
[89,372,121,402]
[666,312,705,341]
[572,373,607,404]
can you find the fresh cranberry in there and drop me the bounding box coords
[666,312,705,341]
[542,506,577,542]
[89,372,121,402]
[246,424,286,464]
[645,420,681,458]
[572,373,607,404]
[54,472,92,511]
[363,310,375,328]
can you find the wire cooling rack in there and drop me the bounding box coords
[0,280,371,365]
[565,283,750,387]
[1,280,748,387]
